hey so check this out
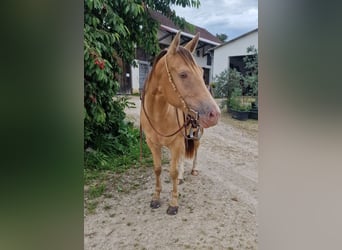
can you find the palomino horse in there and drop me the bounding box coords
[140,32,220,215]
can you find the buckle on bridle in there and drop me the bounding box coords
[185,109,202,139]
[188,108,199,121]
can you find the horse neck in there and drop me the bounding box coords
[144,69,171,119]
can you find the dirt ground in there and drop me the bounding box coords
[84,96,258,250]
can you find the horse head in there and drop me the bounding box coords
[159,31,221,128]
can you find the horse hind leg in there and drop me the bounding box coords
[146,139,162,209]
[191,140,200,176]
[178,139,200,183]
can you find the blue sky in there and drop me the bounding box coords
[172,0,258,40]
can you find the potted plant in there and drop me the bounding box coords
[229,87,251,121]
[213,68,242,113]
[243,46,258,120]
[249,101,258,120]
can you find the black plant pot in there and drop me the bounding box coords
[249,109,258,120]
[231,109,249,121]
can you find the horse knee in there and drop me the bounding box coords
[154,166,161,176]
[169,168,178,180]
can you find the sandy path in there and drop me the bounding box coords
[84,96,258,249]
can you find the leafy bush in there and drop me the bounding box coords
[228,88,251,112]
[243,46,258,98]
[213,68,242,98]
[84,124,152,171]
[213,46,258,99]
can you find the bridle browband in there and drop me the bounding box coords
[141,53,202,140]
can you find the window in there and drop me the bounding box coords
[207,54,212,66]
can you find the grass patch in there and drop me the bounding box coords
[89,183,106,199]
[84,134,152,175]
[87,201,99,214]
[84,130,152,213]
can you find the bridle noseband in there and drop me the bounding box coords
[141,54,202,140]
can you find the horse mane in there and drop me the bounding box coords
[142,49,167,94]
[177,47,197,69]
[147,46,196,83]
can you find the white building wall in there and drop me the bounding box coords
[194,54,208,69]
[212,30,258,79]
[131,60,140,94]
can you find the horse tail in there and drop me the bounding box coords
[184,128,202,159]
[184,127,203,159]
[185,138,195,159]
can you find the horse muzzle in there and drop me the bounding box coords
[198,105,221,128]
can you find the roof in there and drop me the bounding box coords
[149,10,222,45]
[209,28,258,51]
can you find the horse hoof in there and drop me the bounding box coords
[178,179,184,185]
[150,200,161,209]
[191,170,199,176]
[167,206,178,215]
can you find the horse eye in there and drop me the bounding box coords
[179,72,187,79]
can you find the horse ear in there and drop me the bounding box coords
[184,33,200,53]
[168,31,181,55]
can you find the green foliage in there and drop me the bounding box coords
[213,68,242,98]
[229,88,251,112]
[84,122,153,171]
[243,46,258,97]
[84,0,201,169]
[213,46,258,99]
[216,33,228,42]
[88,183,106,199]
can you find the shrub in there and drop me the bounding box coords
[243,46,258,98]
[228,87,251,112]
[213,68,242,98]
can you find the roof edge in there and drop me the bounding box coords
[209,28,258,51]
[160,25,221,46]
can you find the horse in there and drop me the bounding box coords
[140,31,220,215]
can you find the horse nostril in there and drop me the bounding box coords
[208,109,220,121]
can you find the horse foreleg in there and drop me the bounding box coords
[167,141,183,215]
[147,139,162,209]
[177,156,185,185]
